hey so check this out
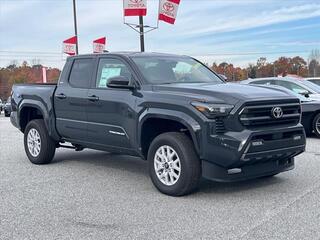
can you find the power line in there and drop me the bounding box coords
[0,50,61,55]
[0,49,312,57]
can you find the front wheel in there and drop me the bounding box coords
[24,119,56,164]
[148,132,201,196]
[313,113,320,138]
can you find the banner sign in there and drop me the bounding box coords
[123,0,147,16]
[93,37,106,53]
[159,0,180,24]
[42,67,47,83]
[63,36,77,56]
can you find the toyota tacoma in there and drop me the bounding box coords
[10,52,306,196]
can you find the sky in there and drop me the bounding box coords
[0,0,320,69]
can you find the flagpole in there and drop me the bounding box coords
[73,0,79,55]
[139,16,145,52]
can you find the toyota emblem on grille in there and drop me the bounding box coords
[272,107,283,119]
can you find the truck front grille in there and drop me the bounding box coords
[239,100,301,128]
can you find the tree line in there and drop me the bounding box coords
[210,49,320,81]
[0,61,60,100]
[0,50,319,100]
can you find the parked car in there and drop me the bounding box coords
[242,77,320,101]
[242,78,320,137]
[0,99,3,114]
[4,97,12,117]
[10,52,306,196]
[305,77,320,87]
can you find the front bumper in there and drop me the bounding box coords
[202,157,295,182]
[200,124,306,182]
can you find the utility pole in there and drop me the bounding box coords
[73,0,79,55]
[139,16,145,52]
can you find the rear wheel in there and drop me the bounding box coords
[148,132,201,196]
[24,119,56,164]
[313,113,320,138]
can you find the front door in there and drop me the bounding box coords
[86,57,138,150]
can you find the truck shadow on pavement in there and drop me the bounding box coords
[52,149,287,196]
[197,177,285,195]
[52,149,148,177]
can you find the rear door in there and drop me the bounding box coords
[86,57,138,149]
[54,57,95,141]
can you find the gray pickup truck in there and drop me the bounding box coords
[10,52,306,196]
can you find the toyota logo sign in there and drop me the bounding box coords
[272,107,283,119]
[163,2,175,12]
[130,0,143,3]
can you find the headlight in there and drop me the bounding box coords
[191,101,234,118]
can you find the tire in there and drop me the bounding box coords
[313,113,320,138]
[148,132,201,196]
[24,119,56,164]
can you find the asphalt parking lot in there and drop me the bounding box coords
[0,114,320,240]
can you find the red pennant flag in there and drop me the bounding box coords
[159,0,181,25]
[93,37,107,53]
[123,0,147,16]
[63,36,77,55]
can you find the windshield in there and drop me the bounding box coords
[131,56,224,85]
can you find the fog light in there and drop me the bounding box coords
[227,168,242,174]
[293,135,301,141]
[252,140,263,146]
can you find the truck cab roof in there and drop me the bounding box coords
[67,52,188,60]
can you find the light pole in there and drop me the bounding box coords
[139,16,145,52]
[73,0,79,55]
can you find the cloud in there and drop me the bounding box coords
[0,0,319,68]
[181,3,320,36]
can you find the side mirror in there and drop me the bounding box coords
[107,76,135,90]
[298,90,309,98]
[219,74,228,81]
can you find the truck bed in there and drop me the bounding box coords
[12,84,57,105]
[11,83,58,132]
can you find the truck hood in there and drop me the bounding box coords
[153,83,296,104]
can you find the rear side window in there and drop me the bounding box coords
[251,80,274,85]
[310,79,320,86]
[69,59,94,88]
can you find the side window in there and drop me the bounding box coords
[251,80,273,85]
[311,80,320,86]
[58,60,72,85]
[277,81,309,94]
[96,58,132,88]
[69,58,94,88]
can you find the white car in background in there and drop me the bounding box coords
[242,77,320,101]
[0,99,3,114]
[305,77,320,87]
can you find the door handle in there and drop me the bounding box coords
[56,93,67,99]
[87,95,99,102]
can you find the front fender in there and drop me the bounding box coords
[138,108,202,154]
